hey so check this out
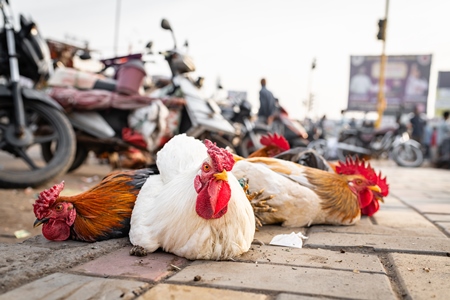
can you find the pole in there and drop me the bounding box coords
[305,58,316,117]
[375,0,390,128]
[113,0,121,56]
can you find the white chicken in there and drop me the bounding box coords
[129,134,255,260]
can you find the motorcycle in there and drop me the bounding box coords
[270,104,309,148]
[42,56,158,171]
[147,19,236,150]
[336,124,424,167]
[0,0,76,188]
[219,94,271,157]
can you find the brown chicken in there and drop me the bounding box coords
[33,168,156,242]
[247,133,290,158]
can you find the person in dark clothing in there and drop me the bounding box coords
[409,106,426,143]
[258,78,278,124]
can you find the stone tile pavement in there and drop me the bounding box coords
[1,161,449,299]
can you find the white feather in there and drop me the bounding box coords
[129,134,255,260]
[232,160,323,227]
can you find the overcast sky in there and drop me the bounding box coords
[10,0,450,120]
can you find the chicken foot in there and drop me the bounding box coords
[129,245,148,257]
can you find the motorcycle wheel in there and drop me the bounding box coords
[336,136,365,161]
[0,100,76,188]
[238,128,270,157]
[392,143,424,168]
[42,142,89,173]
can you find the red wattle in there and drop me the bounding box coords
[42,220,71,241]
[195,179,231,219]
[358,188,373,208]
[361,198,380,216]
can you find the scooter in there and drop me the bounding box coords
[0,0,76,188]
[147,19,236,150]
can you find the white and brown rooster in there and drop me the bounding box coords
[129,134,255,260]
[232,156,388,227]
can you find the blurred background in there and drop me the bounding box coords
[11,0,450,122]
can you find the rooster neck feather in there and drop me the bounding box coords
[305,169,361,223]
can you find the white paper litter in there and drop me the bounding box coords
[269,232,308,248]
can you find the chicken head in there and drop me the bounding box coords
[33,181,76,241]
[336,157,389,216]
[194,139,235,219]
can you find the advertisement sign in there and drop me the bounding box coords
[435,71,450,116]
[348,55,432,114]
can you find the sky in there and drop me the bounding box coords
[10,0,450,120]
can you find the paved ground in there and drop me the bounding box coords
[0,159,449,299]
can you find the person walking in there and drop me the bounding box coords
[258,78,278,125]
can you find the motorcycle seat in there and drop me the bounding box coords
[92,78,117,92]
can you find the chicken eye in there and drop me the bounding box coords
[355,179,363,185]
[55,204,63,211]
[203,163,211,172]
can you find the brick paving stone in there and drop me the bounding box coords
[378,199,408,211]
[276,294,325,300]
[72,247,189,282]
[238,245,386,273]
[308,222,445,238]
[306,205,445,238]
[425,214,450,222]
[138,283,268,300]
[412,203,450,214]
[373,210,445,237]
[0,236,131,295]
[436,222,450,235]
[254,225,307,244]
[0,273,149,300]
[305,232,450,254]
[389,253,450,300]
[21,235,88,250]
[374,208,435,228]
[167,261,395,299]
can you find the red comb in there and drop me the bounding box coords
[335,157,389,196]
[33,181,65,219]
[204,139,235,171]
[260,133,290,151]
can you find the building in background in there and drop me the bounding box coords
[435,71,450,117]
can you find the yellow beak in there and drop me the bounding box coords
[368,185,382,193]
[232,153,244,162]
[214,170,228,181]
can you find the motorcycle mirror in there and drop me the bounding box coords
[161,19,172,31]
[79,50,91,60]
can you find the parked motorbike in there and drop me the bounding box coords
[336,125,424,167]
[41,49,160,171]
[270,104,309,148]
[219,95,271,157]
[0,0,76,188]
[147,19,236,150]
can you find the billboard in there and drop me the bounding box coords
[435,71,450,116]
[348,55,432,114]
